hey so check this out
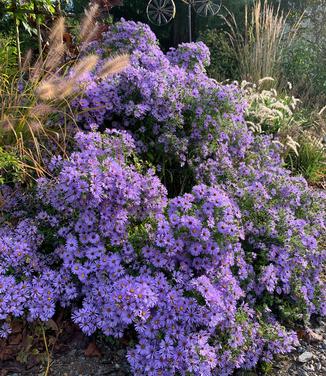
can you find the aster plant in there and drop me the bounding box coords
[0,18,325,376]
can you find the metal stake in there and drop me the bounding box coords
[188,3,192,42]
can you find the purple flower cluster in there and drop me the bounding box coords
[194,131,326,316]
[0,130,166,336]
[0,220,77,337]
[223,140,326,316]
[0,19,325,376]
[87,19,167,71]
[167,41,211,73]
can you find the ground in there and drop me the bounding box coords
[1,317,325,376]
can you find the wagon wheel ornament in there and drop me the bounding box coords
[193,0,222,17]
[146,0,176,26]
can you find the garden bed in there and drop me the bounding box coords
[0,12,325,376]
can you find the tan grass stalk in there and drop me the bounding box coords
[318,106,326,116]
[29,58,43,82]
[80,24,100,51]
[258,77,275,86]
[0,4,128,184]
[57,80,78,99]
[37,55,98,101]
[22,49,32,73]
[0,117,13,133]
[29,120,43,133]
[31,17,65,81]
[36,78,64,100]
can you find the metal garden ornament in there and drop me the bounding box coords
[146,0,222,41]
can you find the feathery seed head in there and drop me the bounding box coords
[98,54,130,79]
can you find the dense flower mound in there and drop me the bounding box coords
[166,41,211,72]
[0,147,299,374]
[0,19,325,376]
[76,19,248,194]
[0,221,76,335]
[75,19,325,319]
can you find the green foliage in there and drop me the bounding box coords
[1,0,56,34]
[0,33,17,78]
[198,28,239,81]
[281,38,326,107]
[196,0,326,110]
[278,0,326,107]
[244,80,302,153]
[0,147,24,184]
[259,361,274,374]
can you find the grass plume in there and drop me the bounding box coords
[98,54,130,78]
[49,17,65,46]
[80,4,100,45]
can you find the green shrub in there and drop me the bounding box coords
[243,79,302,154]
[198,28,239,81]
[281,37,326,107]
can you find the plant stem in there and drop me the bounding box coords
[42,325,51,376]
[12,1,22,70]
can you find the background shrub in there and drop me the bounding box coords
[243,79,326,186]
[281,36,326,107]
[198,28,239,81]
[0,34,17,79]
